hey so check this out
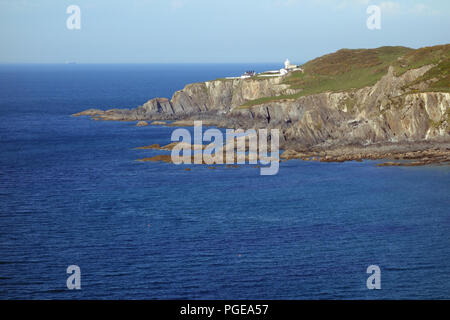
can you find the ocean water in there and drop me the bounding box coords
[0,64,449,300]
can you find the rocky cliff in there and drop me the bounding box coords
[74,45,450,156]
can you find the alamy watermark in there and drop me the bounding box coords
[66,5,81,30]
[170,121,280,175]
[367,5,381,30]
[65,4,381,31]
[366,265,381,289]
[66,265,81,290]
[64,264,381,291]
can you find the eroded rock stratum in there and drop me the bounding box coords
[74,45,450,163]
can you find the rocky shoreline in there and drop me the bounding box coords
[280,142,450,166]
[131,137,450,167]
[74,46,450,167]
[74,107,450,167]
[134,139,279,165]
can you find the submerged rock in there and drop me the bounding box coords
[135,144,160,150]
[136,121,148,127]
[151,121,166,125]
[137,155,172,163]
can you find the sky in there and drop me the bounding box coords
[0,0,449,63]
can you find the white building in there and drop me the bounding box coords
[284,59,303,73]
[284,58,297,70]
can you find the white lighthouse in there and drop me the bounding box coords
[284,58,297,70]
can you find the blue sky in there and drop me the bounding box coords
[0,0,449,63]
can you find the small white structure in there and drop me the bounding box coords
[284,58,297,70]
[284,59,304,73]
[227,60,303,80]
[240,70,256,79]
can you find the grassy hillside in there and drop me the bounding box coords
[394,44,450,92]
[285,46,411,94]
[240,45,449,108]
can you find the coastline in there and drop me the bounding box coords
[72,116,450,167]
[73,45,450,167]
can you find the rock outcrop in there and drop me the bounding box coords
[74,45,450,160]
[136,121,148,127]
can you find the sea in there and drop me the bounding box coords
[0,64,449,299]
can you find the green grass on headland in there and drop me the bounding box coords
[395,45,450,93]
[239,45,450,108]
[393,44,449,75]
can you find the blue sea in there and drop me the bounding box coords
[0,64,449,299]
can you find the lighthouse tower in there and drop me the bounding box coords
[284,59,291,69]
[284,58,296,70]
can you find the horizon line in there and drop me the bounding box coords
[0,62,288,65]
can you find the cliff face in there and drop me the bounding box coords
[74,46,450,151]
[137,76,293,117]
[231,66,449,147]
[77,76,295,120]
